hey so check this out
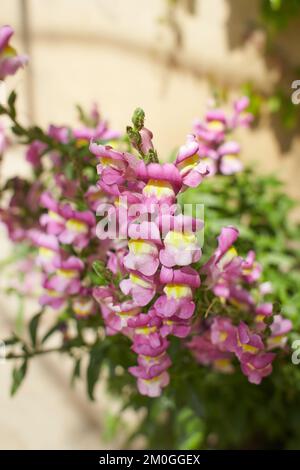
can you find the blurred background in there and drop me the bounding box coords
[0,0,299,449]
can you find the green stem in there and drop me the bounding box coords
[5,346,63,360]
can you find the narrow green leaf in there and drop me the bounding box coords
[71,358,81,386]
[29,311,44,347]
[10,360,27,396]
[87,342,106,400]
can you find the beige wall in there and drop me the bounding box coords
[1,0,300,211]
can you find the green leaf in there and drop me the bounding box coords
[29,311,44,347]
[71,358,81,386]
[10,360,27,396]
[8,90,17,118]
[87,341,106,400]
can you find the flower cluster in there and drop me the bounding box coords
[0,27,293,400]
[91,118,207,396]
[187,226,292,384]
[192,97,253,176]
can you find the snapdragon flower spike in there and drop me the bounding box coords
[91,114,209,396]
[203,226,257,308]
[0,25,28,80]
[192,97,253,175]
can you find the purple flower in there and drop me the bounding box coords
[26,140,47,167]
[120,272,157,307]
[240,352,275,384]
[267,314,292,349]
[175,134,209,187]
[0,25,28,80]
[124,237,160,277]
[155,266,200,320]
[28,229,60,272]
[48,125,69,144]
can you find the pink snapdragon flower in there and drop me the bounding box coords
[159,230,201,267]
[123,219,161,272]
[136,161,182,204]
[91,143,138,196]
[188,332,235,373]
[240,352,275,385]
[0,25,28,80]
[40,192,95,249]
[48,125,69,144]
[175,134,209,187]
[154,266,200,320]
[267,315,292,350]
[203,226,256,308]
[40,192,65,235]
[210,317,237,352]
[26,140,47,167]
[59,205,95,249]
[28,229,60,272]
[129,365,170,398]
[120,271,157,307]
